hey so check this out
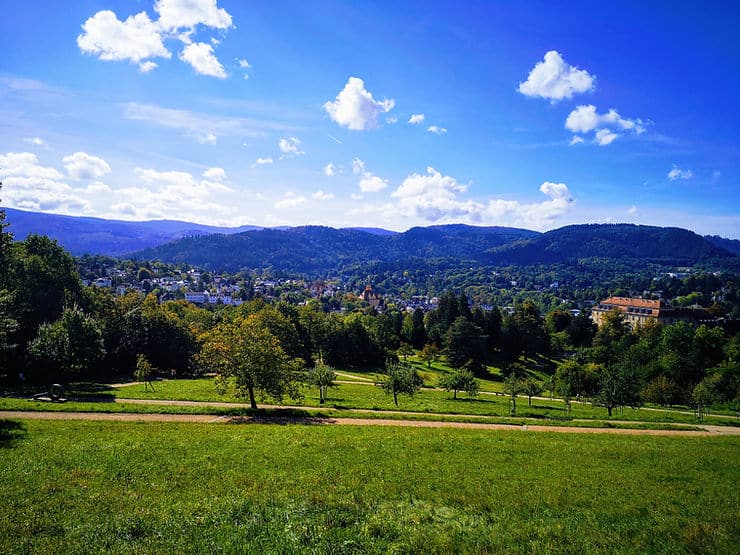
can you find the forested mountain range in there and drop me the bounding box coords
[4,207,738,273]
[132,223,737,274]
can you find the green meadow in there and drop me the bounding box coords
[0,419,738,554]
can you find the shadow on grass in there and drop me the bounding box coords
[227,408,336,426]
[0,420,27,448]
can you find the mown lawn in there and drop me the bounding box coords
[109,377,738,426]
[0,419,737,553]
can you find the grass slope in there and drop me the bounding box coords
[0,420,738,553]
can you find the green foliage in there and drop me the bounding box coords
[642,376,680,406]
[306,364,337,404]
[197,312,305,409]
[503,375,527,415]
[594,364,643,418]
[438,368,479,399]
[419,343,440,368]
[27,306,104,383]
[379,362,423,406]
[444,316,487,370]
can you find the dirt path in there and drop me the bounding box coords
[2,410,739,436]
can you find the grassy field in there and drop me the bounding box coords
[106,377,738,427]
[0,419,737,553]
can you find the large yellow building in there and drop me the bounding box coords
[591,297,710,328]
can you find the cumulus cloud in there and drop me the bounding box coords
[323,77,395,130]
[275,192,306,209]
[253,157,274,166]
[408,113,425,125]
[278,137,304,156]
[518,50,595,101]
[324,163,337,176]
[180,42,227,78]
[569,135,584,146]
[0,152,91,214]
[359,174,388,193]
[427,125,447,135]
[78,1,234,78]
[139,61,158,73]
[202,167,226,181]
[154,0,233,31]
[668,165,693,181]
[77,10,170,64]
[312,190,334,200]
[565,104,646,145]
[628,205,638,215]
[62,152,112,180]
[86,181,113,194]
[594,129,618,146]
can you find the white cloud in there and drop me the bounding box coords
[253,157,274,167]
[275,192,306,208]
[202,167,226,181]
[518,50,595,101]
[86,181,113,194]
[312,190,334,200]
[0,152,91,214]
[390,167,473,222]
[238,58,250,68]
[62,152,112,180]
[323,77,395,130]
[628,205,638,215]
[154,0,233,31]
[352,157,365,175]
[324,163,337,176]
[565,104,646,145]
[427,125,447,135]
[139,61,158,73]
[278,137,304,156]
[23,137,46,146]
[408,113,425,125]
[78,1,234,76]
[179,42,227,78]
[77,10,170,64]
[594,129,618,146]
[569,135,584,146]
[359,174,388,193]
[386,116,398,124]
[668,165,693,181]
[566,105,644,134]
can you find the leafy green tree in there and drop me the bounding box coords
[594,364,642,418]
[28,306,105,383]
[379,362,423,406]
[692,375,719,419]
[504,375,526,415]
[445,316,487,371]
[642,376,680,406]
[523,377,543,406]
[198,313,304,409]
[419,343,440,368]
[307,363,337,404]
[397,342,414,360]
[438,368,479,399]
[135,353,156,391]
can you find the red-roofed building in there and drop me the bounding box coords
[591,296,711,328]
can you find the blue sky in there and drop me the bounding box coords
[1,0,738,236]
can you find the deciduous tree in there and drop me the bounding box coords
[379,362,423,406]
[438,368,479,399]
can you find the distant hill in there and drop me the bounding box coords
[2,208,263,256]
[131,223,737,274]
[491,224,734,265]
[132,224,539,272]
[704,235,740,256]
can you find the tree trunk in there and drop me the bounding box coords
[511,397,516,415]
[454,390,457,399]
[607,406,612,418]
[248,385,257,410]
[393,390,398,406]
[528,395,532,406]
